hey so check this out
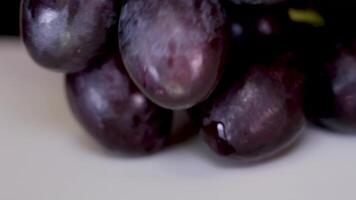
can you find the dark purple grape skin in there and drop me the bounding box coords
[225,0,288,5]
[65,56,174,153]
[21,0,119,73]
[118,0,226,110]
[196,54,305,160]
[305,40,356,132]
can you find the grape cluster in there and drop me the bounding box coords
[21,0,356,162]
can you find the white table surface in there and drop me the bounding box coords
[1,38,356,200]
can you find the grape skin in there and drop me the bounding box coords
[197,54,305,161]
[66,55,173,153]
[119,0,226,110]
[305,39,356,132]
[225,0,288,5]
[21,0,118,72]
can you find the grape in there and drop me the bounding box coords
[21,0,119,73]
[118,0,226,110]
[305,39,356,132]
[169,111,200,145]
[65,55,173,153]
[225,0,288,5]
[197,53,305,160]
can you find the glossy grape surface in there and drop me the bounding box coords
[21,0,118,72]
[119,0,226,109]
[66,56,173,153]
[198,54,305,160]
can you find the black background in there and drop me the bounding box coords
[0,1,21,36]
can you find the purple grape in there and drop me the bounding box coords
[118,0,226,109]
[21,0,119,72]
[305,39,356,132]
[197,54,305,161]
[225,0,288,5]
[65,55,173,153]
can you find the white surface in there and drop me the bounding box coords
[1,39,356,200]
